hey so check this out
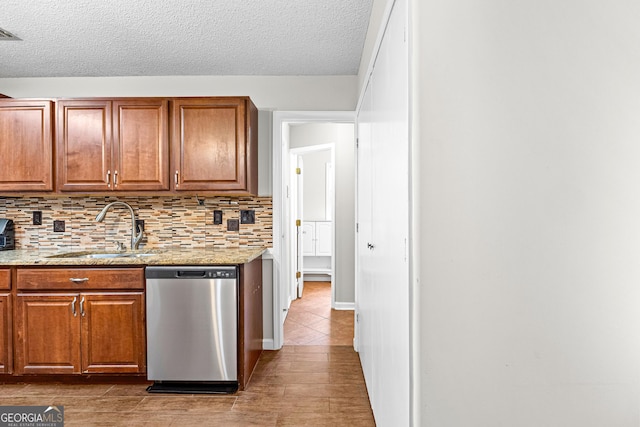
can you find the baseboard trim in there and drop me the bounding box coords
[262,339,276,350]
[332,302,355,311]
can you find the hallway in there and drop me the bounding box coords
[283,281,355,346]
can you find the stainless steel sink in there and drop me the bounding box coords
[46,251,156,259]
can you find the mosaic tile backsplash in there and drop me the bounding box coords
[0,196,272,251]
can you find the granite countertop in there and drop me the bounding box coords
[0,247,268,267]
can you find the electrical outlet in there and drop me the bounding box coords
[240,209,255,224]
[53,220,65,232]
[213,210,223,225]
[32,211,42,225]
[227,219,240,231]
[135,219,145,231]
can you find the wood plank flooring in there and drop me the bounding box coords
[0,282,374,426]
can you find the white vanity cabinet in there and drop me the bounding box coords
[302,221,332,276]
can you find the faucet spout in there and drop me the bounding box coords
[95,201,144,250]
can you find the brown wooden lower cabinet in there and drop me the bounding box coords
[14,267,146,376]
[82,293,145,374]
[0,268,12,374]
[238,257,263,389]
[0,293,11,374]
[7,260,262,381]
[15,293,81,374]
[14,292,145,375]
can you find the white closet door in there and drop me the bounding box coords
[356,0,409,425]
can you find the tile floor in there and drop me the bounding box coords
[284,281,355,346]
[0,282,374,426]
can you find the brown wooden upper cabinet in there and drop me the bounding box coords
[0,100,53,192]
[171,97,258,195]
[56,98,170,192]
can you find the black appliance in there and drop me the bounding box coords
[0,219,15,250]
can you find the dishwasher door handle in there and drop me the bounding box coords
[176,270,207,278]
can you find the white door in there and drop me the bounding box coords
[295,156,305,298]
[356,0,410,425]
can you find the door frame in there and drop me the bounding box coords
[290,144,336,303]
[272,111,354,350]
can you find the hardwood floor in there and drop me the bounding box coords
[0,284,374,426]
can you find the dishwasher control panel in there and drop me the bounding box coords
[210,270,234,278]
[145,266,237,280]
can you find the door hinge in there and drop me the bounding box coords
[296,167,301,174]
[296,271,301,279]
[356,223,359,232]
[296,219,301,227]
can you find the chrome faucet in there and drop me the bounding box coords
[95,201,144,250]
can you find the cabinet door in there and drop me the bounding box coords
[315,221,333,256]
[0,293,11,373]
[0,100,53,191]
[57,100,112,191]
[14,293,81,374]
[171,98,250,192]
[0,268,9,290]
[302,222,316,256]
[81,292,146,374]
[112,99,169,191]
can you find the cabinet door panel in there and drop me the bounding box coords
[302,223,315,256]
[315,221,333,256]
[0,294,12,373]
[15,293,81,374]
[0,268,10,290]
[57,100,112,191]
[81,292,145,373]
[172,98,247,191]
[113,99,169,190]
[0,100,53,191]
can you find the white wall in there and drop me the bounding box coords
[300,149,331,221]
[257,110,273,197]
[357,0,394,95]
[415,0,640,425]
[0,75,358,111]
[290,123,356,304]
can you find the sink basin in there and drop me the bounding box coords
[46,251,156,259]
[83,253,157,259]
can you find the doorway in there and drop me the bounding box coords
[290,143,335,302]
[271,111,356,350]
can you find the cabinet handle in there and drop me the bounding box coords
[175,171,179,188]
[114,170,118,187]
[80,296,86,317]
[106,170,111,188]
[69,277,89,284]
[71,296,77,317]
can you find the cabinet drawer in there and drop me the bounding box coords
[17,268,144,291]
[0,269,9,290]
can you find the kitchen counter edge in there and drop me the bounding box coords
[0,247,268,267]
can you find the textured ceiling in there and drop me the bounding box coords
[0,0,373,78]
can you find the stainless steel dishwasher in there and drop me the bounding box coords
[145,266,238,393]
